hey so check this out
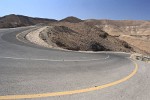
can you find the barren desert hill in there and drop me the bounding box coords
[59,16,83,23]
[0,14,57,28]
[40,25,132,51]
[85,19,150,36]
[81,19,150,55]
[48,17,150,55]
[40,24,147,55]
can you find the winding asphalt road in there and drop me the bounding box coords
[0,27,149,100]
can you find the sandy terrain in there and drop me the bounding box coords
[26,26,52,48]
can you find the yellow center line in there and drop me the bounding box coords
[0,60,138,99]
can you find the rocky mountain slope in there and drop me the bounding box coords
[85,19,150,36]
[50,18,149,55]
[84,20,150,55]
[0,14,57,28]
[59,16,83,23]
[40,25,145,54]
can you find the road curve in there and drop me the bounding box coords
[0,27,149,100]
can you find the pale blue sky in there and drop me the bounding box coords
[0,0,150,20]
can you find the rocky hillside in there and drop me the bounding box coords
[84,20,150,55]
[40,25,146,54]
[59,16,83,23]
[46,18,150,55]
[0,14,57,28]
[85,19,150,36]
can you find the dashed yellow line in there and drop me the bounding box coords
[0,60,138,99]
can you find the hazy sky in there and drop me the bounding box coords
[0,0,150,20]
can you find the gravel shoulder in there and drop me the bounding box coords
[26,26,53,48]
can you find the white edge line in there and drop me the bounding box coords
[0,55,109,62]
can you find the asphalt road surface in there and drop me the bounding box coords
[0,27,149,100]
